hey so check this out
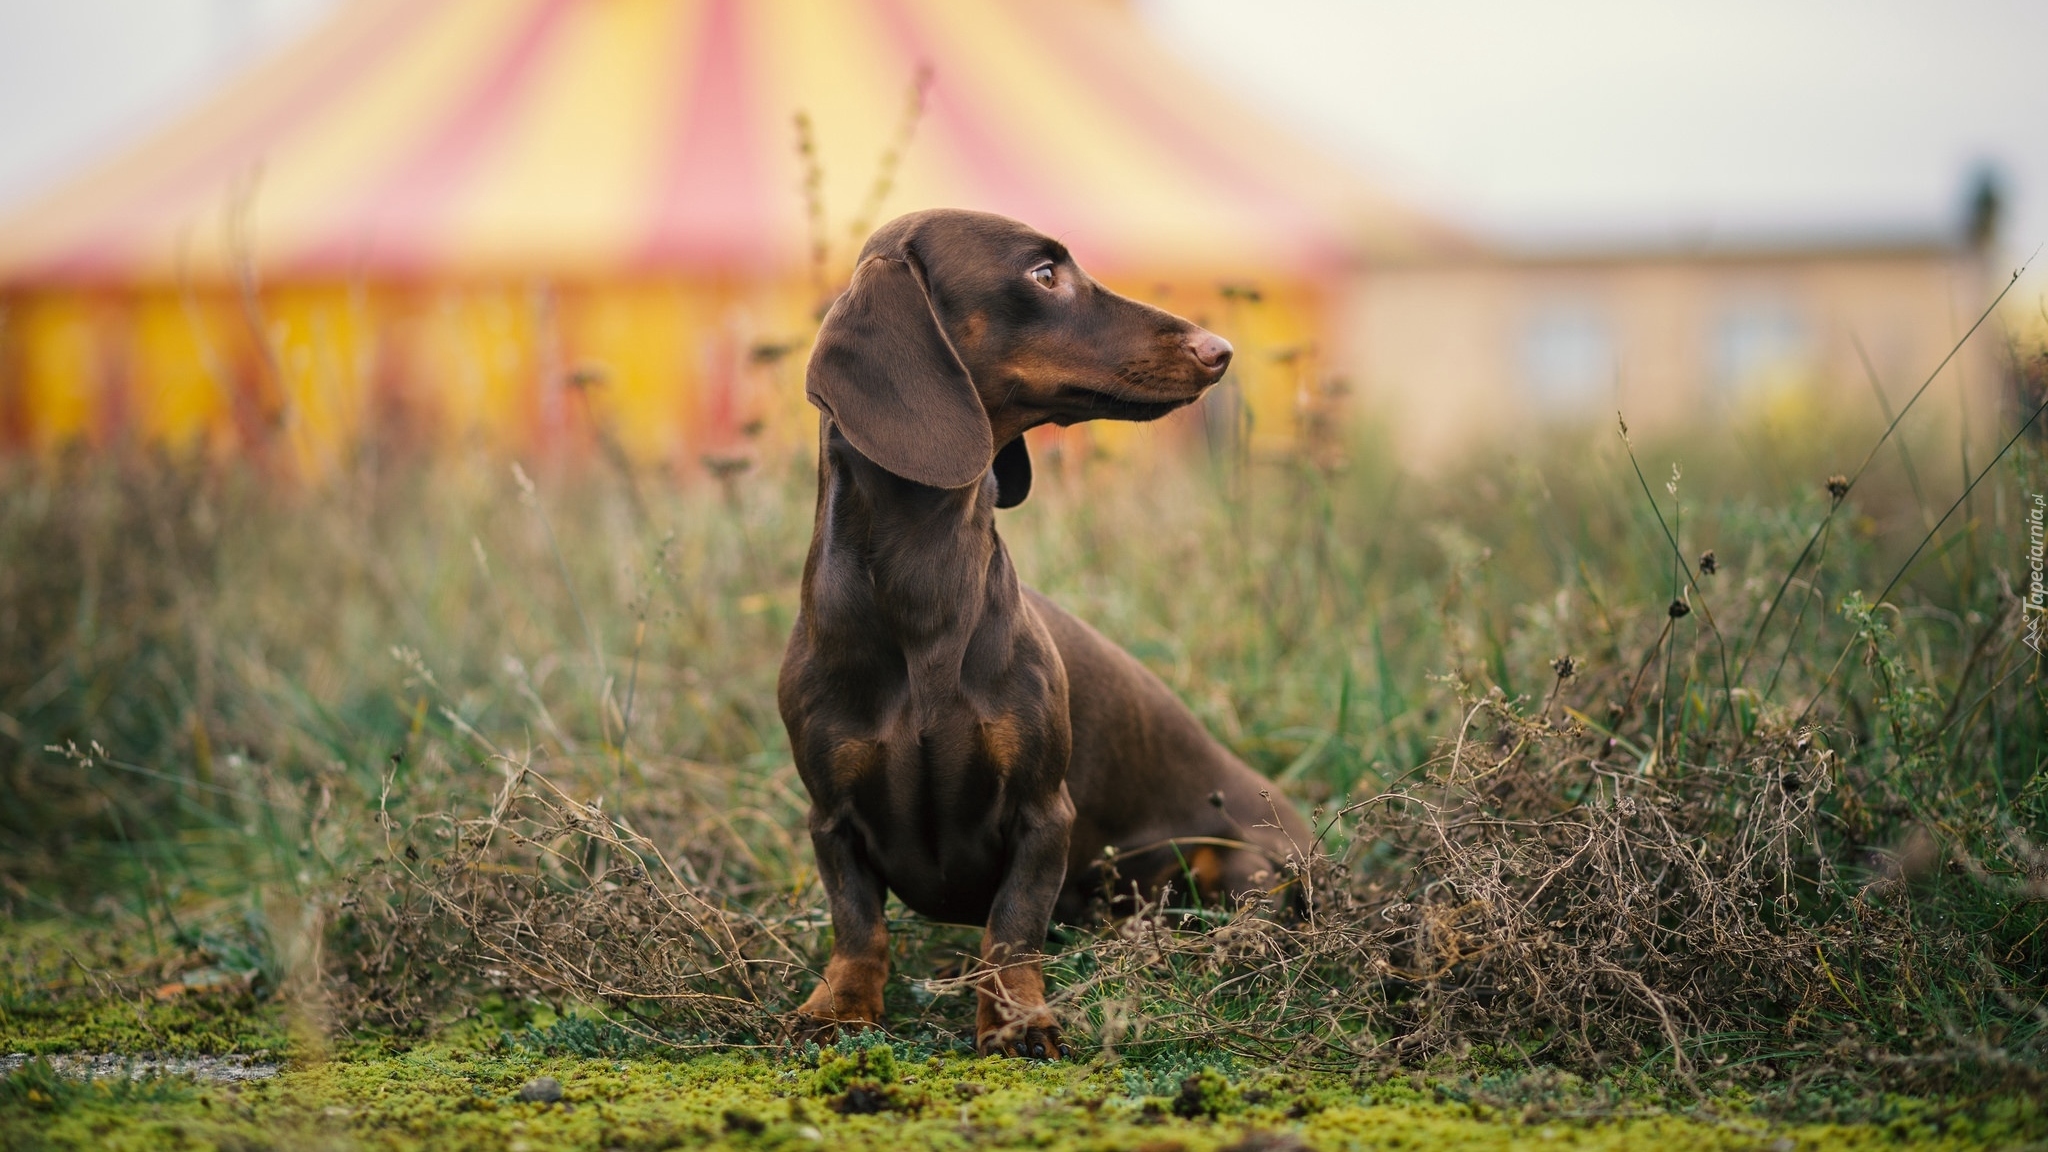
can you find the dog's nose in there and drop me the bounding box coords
[1187,332,1233,375]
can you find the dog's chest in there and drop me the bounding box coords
[825,715,1034,913]
[829,709,1029,824]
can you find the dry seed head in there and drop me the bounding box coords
[564,363,609,389]
[748,339,800,366]
[1550,655,1577,680]
[1698,549,1717,575]
[702,454,752,480]
[1668,598,1691,619]
[1826,474,1850,502]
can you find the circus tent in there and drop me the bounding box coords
[0,0,1462,472]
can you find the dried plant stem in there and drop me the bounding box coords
[1734,260,2030,698]
[1796,386,2048,726]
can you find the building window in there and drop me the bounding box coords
[1520,300,1614,408]
[1713,298,1811,392]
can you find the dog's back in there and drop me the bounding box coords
[1029,591,1312,921]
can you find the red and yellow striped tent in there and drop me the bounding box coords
[0,0,1458,474]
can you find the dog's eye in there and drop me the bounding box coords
[1030,263,1056,288]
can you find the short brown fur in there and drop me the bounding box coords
[778,209,1314,1058]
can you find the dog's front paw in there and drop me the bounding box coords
[791,1011,882,1049]
[976,1020,1070,1060]
[791,1012,840,1047]
[791,975,885,1048]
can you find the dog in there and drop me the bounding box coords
[777,209,1314,1059]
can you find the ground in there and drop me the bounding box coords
[4,983,2043,1151]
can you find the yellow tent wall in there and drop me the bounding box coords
[4,275,1329,476]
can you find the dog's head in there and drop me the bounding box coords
[806,209,1232,507]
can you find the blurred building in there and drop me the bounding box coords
[1350,181,2004,461]
[0,0,2006,474]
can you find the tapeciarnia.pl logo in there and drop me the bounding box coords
[2028,492,2046,654]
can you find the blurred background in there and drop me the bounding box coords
[1,0,2041,470]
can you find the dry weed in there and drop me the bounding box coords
[333,759,812,1048]
[1042,690,1843,1076]
[333,687,1861,1077]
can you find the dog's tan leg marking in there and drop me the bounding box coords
[974,941,1064,1058]
[795,917,888,1043]
[794,808,891,1045]
[973,791,1074,1059]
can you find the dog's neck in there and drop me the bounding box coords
[804,423,1019,691]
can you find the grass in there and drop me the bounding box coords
[2,325,2046,1146]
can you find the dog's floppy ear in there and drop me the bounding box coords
[806,255,992,490]
[992,434,1032,508]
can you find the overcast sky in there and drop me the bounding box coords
[2,0,2043,258]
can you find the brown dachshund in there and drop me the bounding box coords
[777,209,1314,1059]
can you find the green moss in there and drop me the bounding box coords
[1,987,292,1060]
[1,915,293,1061]
[4,1029,2042,1151]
